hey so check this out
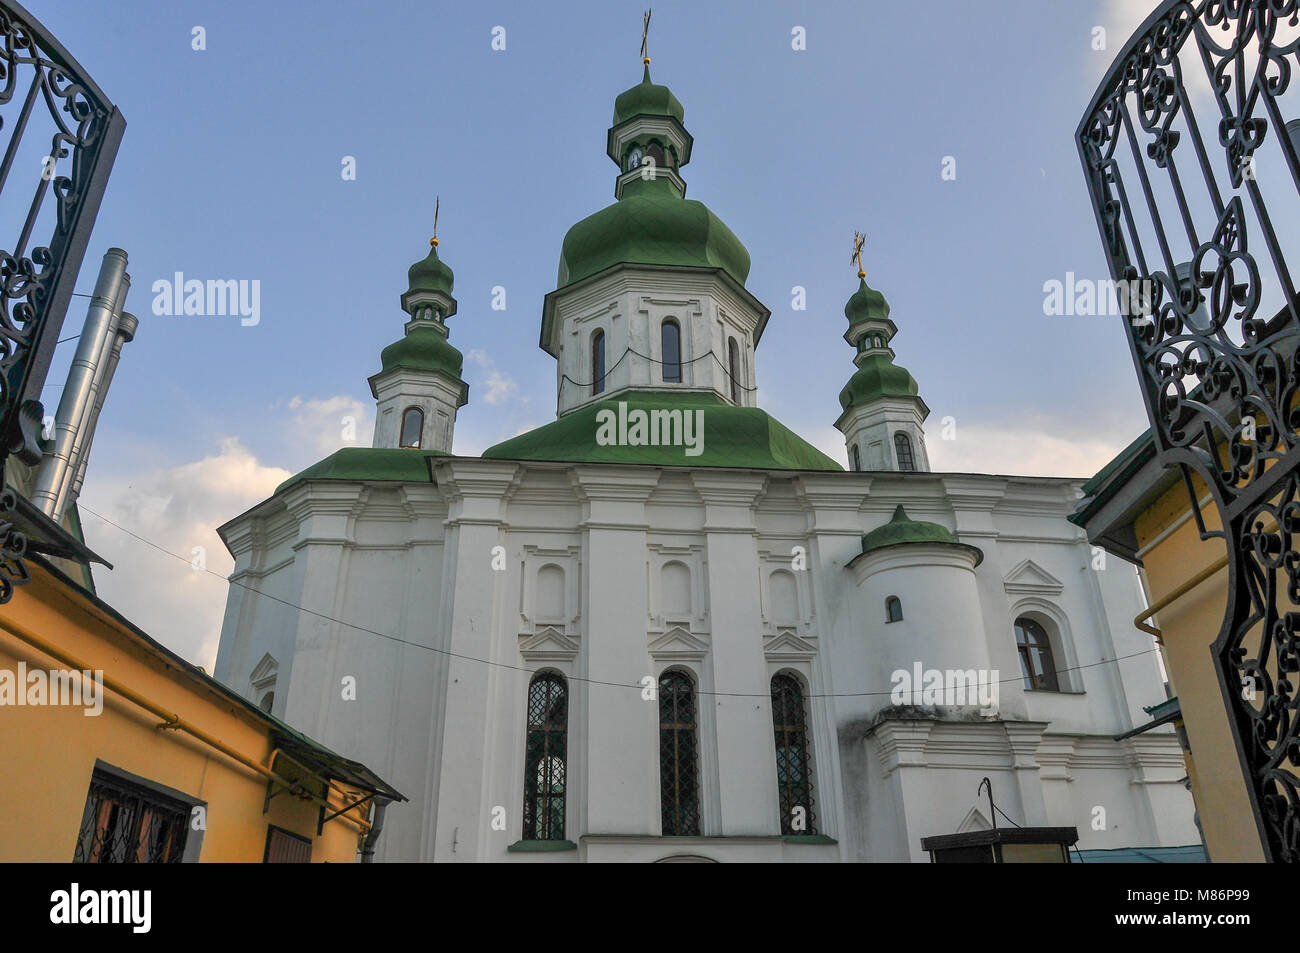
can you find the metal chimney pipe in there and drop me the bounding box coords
[53,266,130,521]
[30,248,129,519]
[68,309,137,506]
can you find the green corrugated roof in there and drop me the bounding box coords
[275,446,452,494]
[482,390,841,471]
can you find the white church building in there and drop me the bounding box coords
[213,60,1197,862]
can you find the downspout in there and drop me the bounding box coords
[30,248,129,521]
[359,797,392,862]
[67,310,137,506]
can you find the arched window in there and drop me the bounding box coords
[885,596,903,623]
[771,673,817,835]
[399,407,424,449]
[662,319,681,382]
[522,672,568,840]
[659,669,701,836]
[258,691,274,713]
[728,337,741,403]
[1015,617,1060,692]
[894,431,916,471]
[592,330,606,396]
[852,445,861,471]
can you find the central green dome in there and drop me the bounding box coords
[558,176,750,287]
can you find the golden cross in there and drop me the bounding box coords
[431,196,440,248]
[851,231,866,278]
[641,9,652,65]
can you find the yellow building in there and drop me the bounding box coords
[0,552,403,863]
[1073,433,1261,862]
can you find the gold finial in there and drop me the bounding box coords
[640,9,652,65]
[431,195,440,247]
[852,231,866,279]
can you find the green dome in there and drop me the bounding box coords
[407,242,454,296]
[861,505,956,552]
[380,325,463,378]
[838,353,920,410]
[845,276,889,324]
[613,65,684,125]
[558,176,750,286]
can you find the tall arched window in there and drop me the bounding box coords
[659,669,701,836]
[771,673,817,835]
[886,596,903,623]
[728,337,741,403]
[852,445,861,471]
[399,407,424,449]
[1015,617,1060,692]
[522,672,568,840]
[894,431,916,471]
[662,319,681,382]
[592,330,606,396]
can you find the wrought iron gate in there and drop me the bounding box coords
[0,2,124,602]
[1079,0,1300,861]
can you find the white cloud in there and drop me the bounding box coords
[466,348,521,406]
[282,394,373,464]
[927,421,1127,478]
[79,437,291,670]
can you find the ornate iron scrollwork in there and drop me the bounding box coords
[0,3,124,604]
[1079,0,1300,860]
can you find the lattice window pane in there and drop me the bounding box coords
[73,771,189,863]
[659,669,701,836]
[771,673,817,835]
[522,673,568,840]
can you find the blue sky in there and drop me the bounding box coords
[34,0,1160,665]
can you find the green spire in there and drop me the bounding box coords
[837,268,917,412]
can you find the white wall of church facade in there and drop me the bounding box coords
[213,462,1197,861]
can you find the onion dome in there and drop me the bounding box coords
[844,276,890,324]
[559,176,750,287]
[838,354,921,410]
[407,241,454,297]
[613,65,685,125]
[379,325,463,378]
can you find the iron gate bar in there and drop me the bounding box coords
[1077,0,1300,861]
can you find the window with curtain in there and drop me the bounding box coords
[399,407,424,449]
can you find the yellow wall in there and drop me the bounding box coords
[1134,476,1265,862]
[0,563,368,862]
